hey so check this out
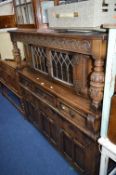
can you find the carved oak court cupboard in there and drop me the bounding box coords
[9,29,107,175]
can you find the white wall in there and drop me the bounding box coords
[0,29,24,60]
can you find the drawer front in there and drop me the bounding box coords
[20,77,33,90]
[20,77,56,108]
[22,86,58,122]
[57,100,87,130]
[34,86,56,107]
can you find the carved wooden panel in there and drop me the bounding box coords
[61,130,73,160]
[10,32,92,54]
[74,140,85,171]
[73,54,92,97]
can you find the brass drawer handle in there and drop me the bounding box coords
[69,110,76,118]
[56,12,78,18]
[61,104,66,110]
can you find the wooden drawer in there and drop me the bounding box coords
[22,86,58,123]
[20,77,33,90]
[20,77,57,108]
[57,99,87,130]
[34,85,56,107]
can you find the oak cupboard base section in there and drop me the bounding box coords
[19,67,100,175]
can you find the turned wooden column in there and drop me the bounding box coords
[12,39,21,68]
[90,40,107,110]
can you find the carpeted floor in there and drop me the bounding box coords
[0,94,79,175]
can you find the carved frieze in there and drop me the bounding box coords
[11,33,92,54]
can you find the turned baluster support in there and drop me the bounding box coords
[90,59,105,109]
[12,40,21,68]
[90,40,107,110]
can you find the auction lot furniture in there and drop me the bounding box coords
[8,29,107,175]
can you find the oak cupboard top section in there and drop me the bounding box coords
[9,29,108,40]
[9,28,108,110]
[9,29,108,58]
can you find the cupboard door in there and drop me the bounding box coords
[24,100,35,122]
[40,112,59,147]
[73,139,85,173]
[24,100,41,129]
[60,130,73,161]
[41,112,50,138]
[49,118,59,146]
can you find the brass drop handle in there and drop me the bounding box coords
[56,12,78,18]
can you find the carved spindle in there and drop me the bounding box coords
[12,41,21,67]
[90,59,105,109]
[73,54,81,94]
[46,49,53,79]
